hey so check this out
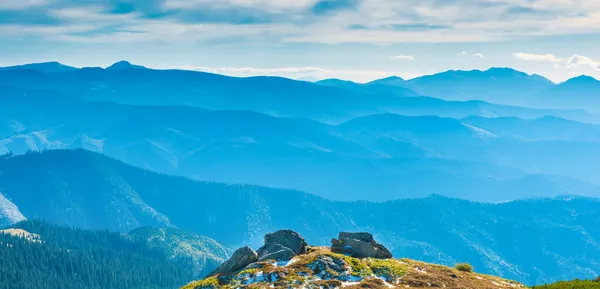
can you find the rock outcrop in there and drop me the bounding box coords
[210,230,308,276]
[183,242,526,289]
[331,232,392,259]
[209,246,258,276]
[257,243,296,262]
[260,230,308,256]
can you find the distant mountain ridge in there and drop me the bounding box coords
[325,69,599,111]
[1,61,598,117]
[0,62,78,73]
[528,75,600,110]
[1,149,600,285]
[3,91,600,202]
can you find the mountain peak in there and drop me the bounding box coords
[564,75,599,84]
[0,62,77,73]
[367,75,406,86]
[484,67,527,76]
[106,60,145,70]
[378,75,405,81]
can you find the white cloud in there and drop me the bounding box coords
[182,66,396,82]
[458,51,485,58]
[3,0,600,45]
[164,0,318,11]
[514,52,600,71]
[566,55,600,70]
[392,55,415,61]
[513,53,562,62]
[0,0,47,10]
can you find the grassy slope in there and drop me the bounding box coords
[182,247,525,289]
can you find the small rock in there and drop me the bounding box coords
[309,255,346,274]
[263,230,308,255]
[210,246,258,276]
[257,243,296,262]
[331,232,392,259]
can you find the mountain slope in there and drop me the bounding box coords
[184,240,525,289]
[530,76,600,111]
[0,62,78,73]
[403,68,555,105]
[2,150,600,284]
[462,115,600,142]
[129,227,233,278]
[0,192,26,227]
[3,102,600,203]
[0,220,196,289]
[3,90,600,202]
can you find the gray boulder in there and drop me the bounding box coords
[262,230,308,255]
[309,255,346,275]
[257,243,296,262]
[331,232,392,259]
[209,246,258,276]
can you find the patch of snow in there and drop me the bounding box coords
[341,281,360,287]
[273,258,299,267]
[81,135,105,152]
[0,192,26,226]
[375,277,396,288]
[463,123,497,139]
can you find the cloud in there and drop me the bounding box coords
[513,52,563,62]
[2,0,600,45]
[566,55,600,70]
[184,65,394,82]
[458,51,485,58]
[514,52,600,71]
[0,0,48,10]
[392,55,415,61]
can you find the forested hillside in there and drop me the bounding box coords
[0,220,194,289]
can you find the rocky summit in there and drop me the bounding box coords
[183,230,525,289]
[331,232,392,259]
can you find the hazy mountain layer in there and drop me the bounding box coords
[1,149,600,285]
[1,64,598,124]
[3,90,600,202]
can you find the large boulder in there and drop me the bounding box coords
[259,230,308,256]
[257,243,296,262]
[331,232,392,259]
[209,246,258,276]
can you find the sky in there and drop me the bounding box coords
[1,0,600,82]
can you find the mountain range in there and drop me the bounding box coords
[3,61,600,286]
[3,90,600,201]
[318,67,599,111]
[1,149,600,285]
[1,62,599,123]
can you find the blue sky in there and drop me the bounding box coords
[1,0,600,82]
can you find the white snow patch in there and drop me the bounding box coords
[463,123,497,139]
[0,192,26,226]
